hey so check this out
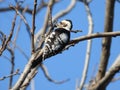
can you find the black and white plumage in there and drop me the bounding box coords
[42,19,72,59]
[31,20,72,68]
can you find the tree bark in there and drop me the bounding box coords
[95,0,115,90]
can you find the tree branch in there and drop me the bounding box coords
[52,0,76,22]
[11,49,43,90]
[96,1,115,89]
[11,31,120,90]
[40,64,70,84]
[69,31,120,45]
[7,46,15,89]
[0,7,33,14]
[88,55,120,90]
[11,6,31,37]
[78,1,94,90]
[0,12,17,55]
[31,0,37,53]
[34,0,54,49]
[0,69,20,81]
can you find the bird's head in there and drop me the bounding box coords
[56,19,73,31]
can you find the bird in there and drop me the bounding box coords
[42,19,73,59]
[31,19,73,68]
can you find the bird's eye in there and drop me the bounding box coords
[63,23,67,27]
[60,22,63,24]
[59,22,68,27]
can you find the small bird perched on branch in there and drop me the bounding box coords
[42,19,72,59]
[32,19,73,68]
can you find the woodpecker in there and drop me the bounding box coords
[31,19,72,68]
[42,19,73,59]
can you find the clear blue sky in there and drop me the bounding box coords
[0,0,120,90]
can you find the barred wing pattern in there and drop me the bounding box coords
[43,28,70,59]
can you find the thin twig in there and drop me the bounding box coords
[34,0,54,50]
[36,0,59,14]
[7,46,15,89]
[52,0,76,22]
[41,0,54,35]
[88,55,120,90]
[40,64,70,84]
[13,6,28,49]
[79,1,94,90]
[0,69,20,81]
[9,6,28,89]
[0,7,33,14]
[10,5,31,36]
[0,31,6,49]
[11,42,43,90]
[0,12,17,55]
[14,44,29,60]
[70,30,82,33]
[31,0,37,53]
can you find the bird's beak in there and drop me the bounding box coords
[54,23,58,27]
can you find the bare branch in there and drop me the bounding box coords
[11,30,120,90]
[36,0,59,14]
[88,55,120,90]
[14,44,29,60]
[9,8,29,88]
[31,0,37,53]
[0,7,33,14]
[96,0,115,87]
[11,49,43,90]
[0,69,20,81]
[13,6,29,48]
[70,30,82,33]
[41,0,54,35]
[7,46,15,89]
[0,12,17,55]
[52,0,76,22]
[69,31,120,46]
[34,0,55,50]
[78,0,92,4]
[78,1,94,90]
[36,0,47,14]
[40,64,70,84]
[0,31,6,50]
[20,66,38,90]
[10,5,31,36]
